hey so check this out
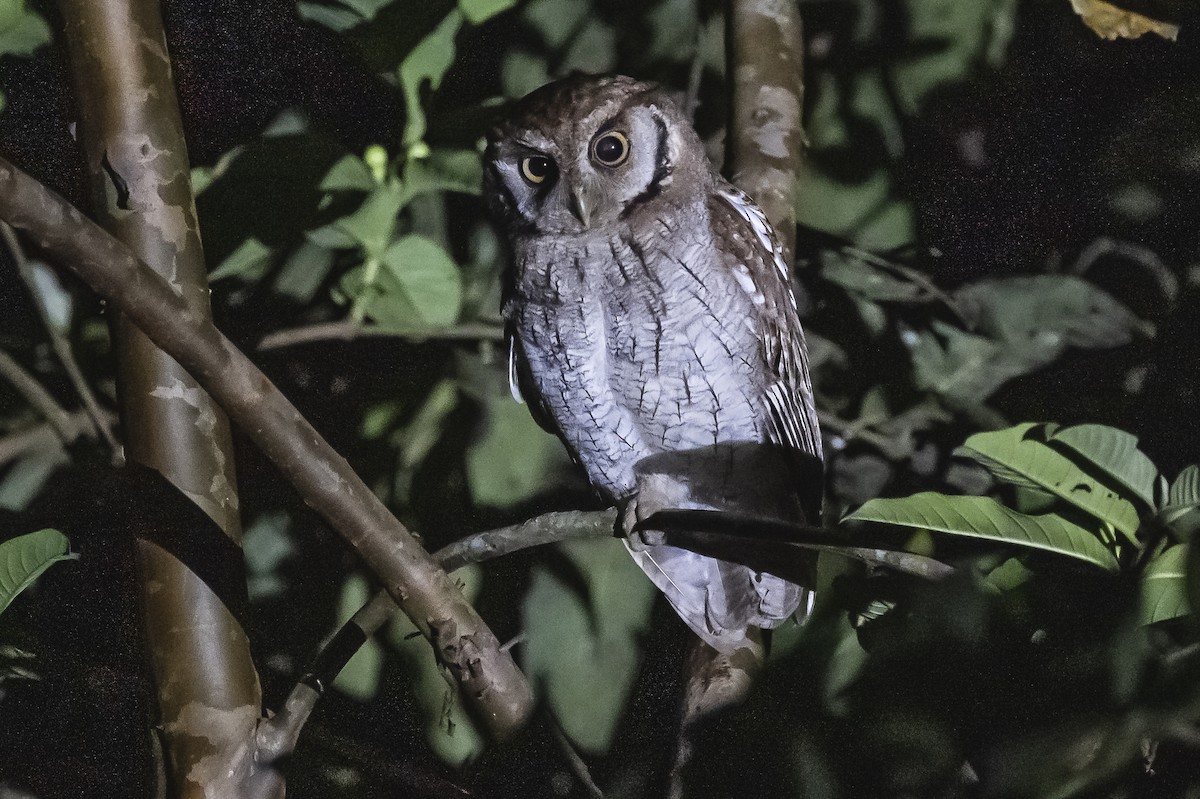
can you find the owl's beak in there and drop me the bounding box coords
[568,185,596,229]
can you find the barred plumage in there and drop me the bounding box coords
[485,75,823,653]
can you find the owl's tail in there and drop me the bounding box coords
[624,541,807,654]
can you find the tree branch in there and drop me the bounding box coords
[0,349,77,444]
[0,154,534,737]
[257,320,506,351]
[726,0,806,267]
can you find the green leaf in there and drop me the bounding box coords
[1049,424,1158,509]
[1168,465,1200,508]
[821,250,926,302]
[846,493,1120,572]
[340,235,463,327]
[398,10,463,145]
[1140,545,1190,625]
[296,2,363,31]
[459,351,571,508]
[957,423,1142,544]
[0,1,51,57]
[209,237,273,282]
[521,538,656,753]
[954,275,1145,355]
[520,0,587,49]
[273,240,335,303]
[380,235,462,326]
[458,0,516,24]
[333,179,406,256]
[0,529,73,616]
[908,320,1020,405]
[320,153,376,192]
[404,149,483,198]
[332,573,382,700]
[501,50,552,99]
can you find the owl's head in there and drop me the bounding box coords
[484,75,709,235]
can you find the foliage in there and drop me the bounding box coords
[0,528,71,616]
[0,0,50,113]
[0,0,1198,796]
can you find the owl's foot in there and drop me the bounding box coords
[620,473,691,550]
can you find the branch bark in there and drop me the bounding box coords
[726,0,806,268]
[58,1,261,795]
[0,153,535,739]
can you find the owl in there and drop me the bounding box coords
[484,75,823,654]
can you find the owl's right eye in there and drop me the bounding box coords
[520,156,554,185]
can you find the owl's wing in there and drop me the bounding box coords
[710,186,823,465]
[506,327,562,437]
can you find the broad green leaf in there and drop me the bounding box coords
[0,1,51,56]
[521,538,656,753]
[908,320,1021,406]
[822,251,926,302]
[0,447,65,511]
[335,0,394,20]
[458,0,516,24]
[404,149,483,198]
[1050,424,1158,509]
[209,237,272,282]
[242,511,295,601]
[846,492,1120,572]
[273,240,335,303]
[320,153,375,192]
[521,0,587,49]
[1140,545,1190,625]
[380,235,462,326]
[0,529,73,616]
[398,10,463,146]
[459,350,571,508]
[388,563,485,765]
[340,235,462,327]
[1161,485,1200,544]
[296,2,362,31]
[954,275,1144,354]
[332,573,382,700]
[501,50,551,99]
[333,179,406,256]
[957,423,1142,544]
[560,18,617,74]
[1168,465,1200,508]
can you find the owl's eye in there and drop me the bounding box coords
[592,131,630,167]
[520,156,554,185]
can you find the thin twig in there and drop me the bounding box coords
[1,222,119,451]
[258,320,506,351]
[0,349,77,443]
[0,410,112,467]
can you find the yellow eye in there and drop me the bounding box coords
[520,156,553,185]
[592,131,630,166]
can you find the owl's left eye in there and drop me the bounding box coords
[592,131,630,166]
[520,156,554,185]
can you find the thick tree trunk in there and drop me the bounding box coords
[58,1,264,795]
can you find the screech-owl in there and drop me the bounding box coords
[484,74,824,654]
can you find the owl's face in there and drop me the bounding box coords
[484,75,707,236]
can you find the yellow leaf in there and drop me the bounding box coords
[1069,0,1179,41]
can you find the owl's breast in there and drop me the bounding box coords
[603,232,768,451]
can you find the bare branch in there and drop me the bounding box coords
[1,221,119,452]
[0,349,76,443]
[257,320,506,351]
[0,154,535,737]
